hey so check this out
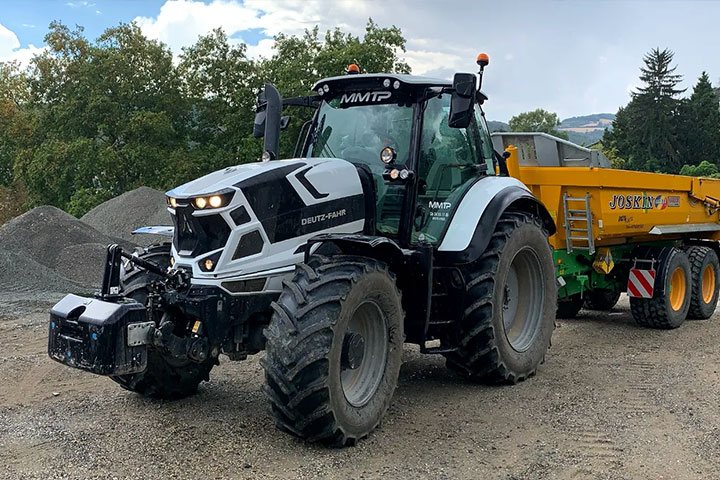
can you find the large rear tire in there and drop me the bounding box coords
[261,255,404,446]
[630,247,691,329]
[110,244,216,399]
[686,246,720,320]
[444,212,556,384]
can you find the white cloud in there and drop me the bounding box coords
[134,0,374,60]
[0,23,21,57]
[66,1,96,7]
[21,24,36,29]
[0,23,46,68]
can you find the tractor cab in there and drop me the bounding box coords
[256,58,497,248]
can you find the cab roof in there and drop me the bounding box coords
[312,73,451,91]
[311,73,487,101]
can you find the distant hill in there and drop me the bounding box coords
[487,120,510,133]
[487,113,616,146]
[558,113,615,146]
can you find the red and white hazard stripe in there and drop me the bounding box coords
[627,269,656,298]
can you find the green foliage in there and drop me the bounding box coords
[605,48,720,175]
[0,18,410,220]
[508,108,568,140]
[679,160,720,178]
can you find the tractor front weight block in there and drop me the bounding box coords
[48,294,153,376]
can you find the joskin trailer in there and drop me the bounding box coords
[47,53,720,446]
[493,132,720,326]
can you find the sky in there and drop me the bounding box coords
[1,0,719,122]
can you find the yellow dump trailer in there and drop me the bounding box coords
[493,133,720,329]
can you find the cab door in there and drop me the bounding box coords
[413,95,492,244]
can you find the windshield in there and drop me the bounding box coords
[305,99,414,237]
[306,99,413,170]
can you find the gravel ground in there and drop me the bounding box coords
[1,296,719,479]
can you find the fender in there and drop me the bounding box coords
[305,233,407,272]
[436,177,555,266]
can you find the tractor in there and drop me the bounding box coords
[49,54,557,446]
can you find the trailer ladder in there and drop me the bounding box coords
[563,192,595,255]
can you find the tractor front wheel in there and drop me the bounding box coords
[261,255,404,446]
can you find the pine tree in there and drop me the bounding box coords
[623,48,685,173]
[681,72,720,164]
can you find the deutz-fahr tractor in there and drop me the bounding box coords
[49,55,557,446]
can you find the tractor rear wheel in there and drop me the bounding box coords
[444,212,556,384]
[686,246,720,319]
[110,244,216,399]
[630,248,691,329]
[261,255,404,446]
[583,289,621,311]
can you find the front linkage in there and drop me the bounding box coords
[48,244,242,377]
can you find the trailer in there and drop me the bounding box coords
[493,132,720,326]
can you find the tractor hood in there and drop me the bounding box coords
[167,158,313,198]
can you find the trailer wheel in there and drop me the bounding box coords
[557,294,583,318]
[630,248,691,329]
[444,212,556,384]
[686,246,720,320]
[110,244,216,399]
[583,289,621,311]
[261,255,404,446]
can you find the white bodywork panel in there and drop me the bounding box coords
[438,176,531,252]
[167,157,365,294]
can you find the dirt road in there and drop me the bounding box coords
[1,296,719,479]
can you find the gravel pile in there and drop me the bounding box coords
[0,206,133,293]
[82,186,171,246]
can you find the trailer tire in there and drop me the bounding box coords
[261,255,404,446]
[444,212,556,384]
[583,289,621,311]
[686,246,720,320]
[630,248,691,329]
[110,244,216,399]
[557,294,583,318]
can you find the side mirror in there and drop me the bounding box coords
[448,73,476,129]
[280,116,290,131]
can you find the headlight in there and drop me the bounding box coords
[191,190,235,210]
[209,195,223,208]
[168,197,178,208]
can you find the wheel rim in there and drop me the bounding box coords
[340,300,388,407]
[502,247,545,352]
[669,266,686,311]
[702,264,715,304]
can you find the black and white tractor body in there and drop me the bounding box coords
[166,157,367,293]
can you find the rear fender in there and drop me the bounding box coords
[436,177,555,266]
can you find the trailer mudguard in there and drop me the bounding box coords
[436,176,555,265]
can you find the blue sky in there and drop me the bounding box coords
[1,0,720,122]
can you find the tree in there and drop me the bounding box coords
[679,72,720,165]
[608,48,685,173]
[13,22,191,215]
[0,19,413,221]
[679,160,720,178]
[508,109,568,140]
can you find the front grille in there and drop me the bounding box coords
[172,206,231,257]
